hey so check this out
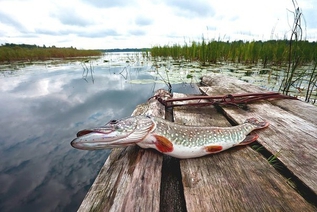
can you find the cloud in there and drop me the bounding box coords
[302,8,317,28]
[51,7,93,27]
[35,28,65,36]
[164,0,215,17]
[0,10,27,32]
[135,16,153,26]
[80,29,120,38]
[0,0,316,49]
[81,0,136,8]
[129,28,146,36]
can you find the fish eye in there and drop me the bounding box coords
[109,119,118,124]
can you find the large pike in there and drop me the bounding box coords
[71,115,269,159]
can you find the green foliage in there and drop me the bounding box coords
[0,43,102,63]
[267,150,283,170]
[151,39,317,66]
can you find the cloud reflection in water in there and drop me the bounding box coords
[0,61,160,212]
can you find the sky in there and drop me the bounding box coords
[0,0,316,49]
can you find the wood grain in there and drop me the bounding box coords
[76,76,317,212]
[77,89,171,212]
[201,75,317,194]
[173,92,316,211]
[201,74,317,195]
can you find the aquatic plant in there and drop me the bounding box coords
[0,43,102,63]
[305,61,317,103]
[267,150,283,170]
[280,0,305,95]
[81,60,95,83]
[151,1,317,102]
[152,39,317,66]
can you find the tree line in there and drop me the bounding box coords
[0,43,102,63]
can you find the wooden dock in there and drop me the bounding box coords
[77,74,317,212]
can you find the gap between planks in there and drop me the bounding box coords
[200,74,317,196]
[172,91,316,211]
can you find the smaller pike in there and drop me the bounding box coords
[71,115,269,159]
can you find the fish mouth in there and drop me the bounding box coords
[70,123,148,150]
[70,115,156,150]
[76,129,95,137]
[71,127,134,150]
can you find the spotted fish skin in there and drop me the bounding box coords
[153,118,253,147]
[137,116,268,158]
[71,115,269,159]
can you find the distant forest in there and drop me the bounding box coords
[1,43,59,49]
[0,43,152,63]
[0,43,102,63]
[101,48,150,52]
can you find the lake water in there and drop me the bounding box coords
[0,53,201,212]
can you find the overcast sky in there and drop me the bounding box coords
[0,0,316,49]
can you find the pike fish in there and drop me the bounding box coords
[71,115,269,159]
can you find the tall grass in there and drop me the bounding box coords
[151,39,317,66]
[151,39,317,102]
[0,43,102,63]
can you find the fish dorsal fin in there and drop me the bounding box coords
[153,134,174,153]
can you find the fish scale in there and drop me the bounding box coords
[152,117,254,147]
[71,115,269,159]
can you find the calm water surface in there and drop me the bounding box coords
[0,53,199,212]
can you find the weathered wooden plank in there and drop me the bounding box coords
[201,74,317,195]
[201,74,317,125]
[269,99,317,125]
[77,89,170,212]
[78,146,162,212]
[173,92,316,211]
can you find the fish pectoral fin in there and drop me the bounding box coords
[236,133,259,146]
[153,134,174,153]
[204,145,223,153]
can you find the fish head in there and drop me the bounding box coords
[70,115,155,150]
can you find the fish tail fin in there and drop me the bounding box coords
[245,118,269,130]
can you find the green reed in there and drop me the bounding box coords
[151,40,316,66]
[151,37,317,102]
[0,43,102,63]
